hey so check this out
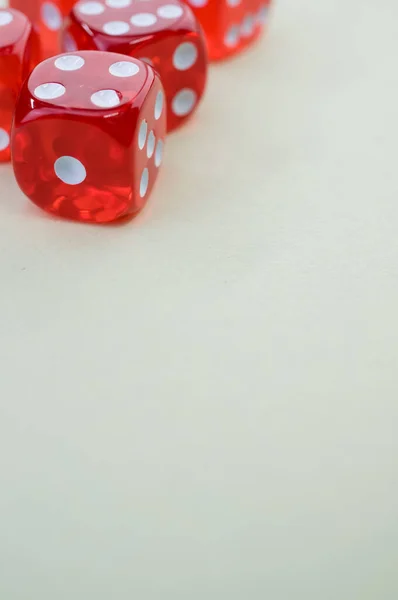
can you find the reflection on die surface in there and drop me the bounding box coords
[186,0,273,61]
[63,0,208,132]
[11,51,166,223]
[0,8,39,162]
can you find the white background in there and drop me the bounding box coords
[1,0,398,597]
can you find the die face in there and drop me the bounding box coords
[27,51,148,110]
[0,9,38,162]
[71,0,195,38]
[130,30,207,132]
[11,51,166,223]
[186,0,272,61]
[9,0,76,58]
[63,0,208,131]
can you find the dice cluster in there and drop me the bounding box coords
[1,0,272,223]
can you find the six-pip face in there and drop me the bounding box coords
[186,0,272,61]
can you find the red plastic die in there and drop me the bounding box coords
[186,0,272,61]
[0,9,39,162]
[63,0,208,132]
[9,0,75,58]
[12,51,166,223]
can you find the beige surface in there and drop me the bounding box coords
[1,0,398,598]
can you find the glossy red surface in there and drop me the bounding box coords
[185,0,272,61]
[63,0,208,131]
[12,51,166,223]
[0,9,39,162]
[9,0,75,58]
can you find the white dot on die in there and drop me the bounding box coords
[63,33,78,52]
[147,131,155,158]
[78,1,105,15]
[0,11,13,26]
[138,120,147,149]
[171,88,197,117]
[103,20,130,35]
[106,0,131,6]
[154,90,163,120]
[157,4,183,19]
[109,61,139,77]
[154,139,163,167]
[91,89,121,108]
[241,14,254,36]
[34,83,66,100]
[41,2,62,31]
[257,5,268,24]
[188,0,207,6]
[54,156,86,185]
[0,128,10,151]
[226,0,241,6]
[130,13,157,27]
[55,55,85,71]
[173,42,197,71]
[224,25,239,47]
[140,168,149,198]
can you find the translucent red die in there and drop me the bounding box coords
[0,9,39,162]
[9,0,75,58]
[63,0,208,131]
[186,0,272,61]
[12,51,166,223]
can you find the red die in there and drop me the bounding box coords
[12,51,166,223]
[9,0,75,59]
[186,0,272,61]
[0,9,39,162]
[63,0,208,132]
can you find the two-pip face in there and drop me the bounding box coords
[9,0,76,58]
